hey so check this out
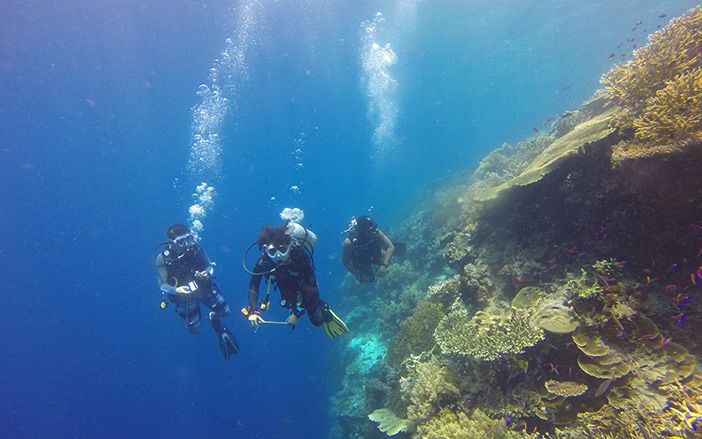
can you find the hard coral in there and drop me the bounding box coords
[601,6,702,149]
[633,68,702,144]
[434,305,544,361]
[415,408,521,439]
[544,380,588,398]
[387,300,444,370]
[399,359,459,425]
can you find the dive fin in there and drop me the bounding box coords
[322,306,350,338]
[210,312,240,359]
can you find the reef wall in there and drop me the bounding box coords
[330,6,702,439]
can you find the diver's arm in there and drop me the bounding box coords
[341,238,355,272]
[378,230,395,267]
[155,253,176,295]
[247,256,266,311]
[195,246,215,277]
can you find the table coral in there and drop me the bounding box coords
[434,306,544,361]
[544,380,588,397]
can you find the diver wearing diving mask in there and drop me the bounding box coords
[244,222,349,338]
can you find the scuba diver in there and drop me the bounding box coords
[341,215,396,284]
[243,221,350,338]
[154,224,239,359]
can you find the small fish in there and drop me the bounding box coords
[672,294,690,310]
[617,42,623,48]
[689,224,702,232]
[639,333,658,341]
[666,263,679,274]
[632,27,637,32]
[692,266,702,285]
[672,313,686,326]
[659,13,667,18]
[664,284,679,293]
[532,127,539,133]
[608,53,616,60]
[658,337,672,348]
[632,44,638,49]
[635,20,643,26]
[595,378,614,397]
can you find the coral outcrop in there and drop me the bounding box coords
[601,6,702,157]
[434,305,544,361]
[330,7,702,439]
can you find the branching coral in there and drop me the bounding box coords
[387,300,444,370]
[601,6,702,148]
[434,306,544,361]
[399,359,459,424]
[425,275,462,305]
[415,408,521,439]
[632,68,702,144]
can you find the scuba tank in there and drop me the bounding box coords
[288,222,317,253]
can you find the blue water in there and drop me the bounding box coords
[1,1,698,437]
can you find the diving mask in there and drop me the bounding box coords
[341,217,357,235]
[171,233,195,249]
[265,243,291,264]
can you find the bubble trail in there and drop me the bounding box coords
[360,11,398,157]
[186,1,261,236]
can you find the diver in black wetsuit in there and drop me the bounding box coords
[155,224,239,359]
[341,215,395,284]
[244,222,349,338]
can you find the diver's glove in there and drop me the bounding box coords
[175,286,192,295]
[194,269,211,280]
[246,309,264,329]
[285,313,299,329]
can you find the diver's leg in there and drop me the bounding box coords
[201,283,231,317]
[175,296,202,335]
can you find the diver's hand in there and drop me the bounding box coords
[378,265,389,277]
[175,286,191,295]
[285,314,299,329]
[248,312,264,329]
[194,270,210,280]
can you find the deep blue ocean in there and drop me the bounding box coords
[1,1,698,437]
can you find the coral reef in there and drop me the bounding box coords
[601,6,702,155]
[386,300,444,370]
[434,305,544,361]
[368,408,407,437]
[330,8,702,438]
[399,359,459,425]
[415,408,521,439]
[544,380,588,398]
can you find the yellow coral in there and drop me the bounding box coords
[434,306,544,361]
[632,68,702,144]
[414,408,521,439]
[601,6,702,149]
[399,360,459,425]
[387,300,444,370]
[544,380,588,398]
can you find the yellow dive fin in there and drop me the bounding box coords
[322,306,350,338]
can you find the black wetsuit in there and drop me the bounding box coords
[346,230,383,283]
[160,245,230,333]
[248,246,328,326]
